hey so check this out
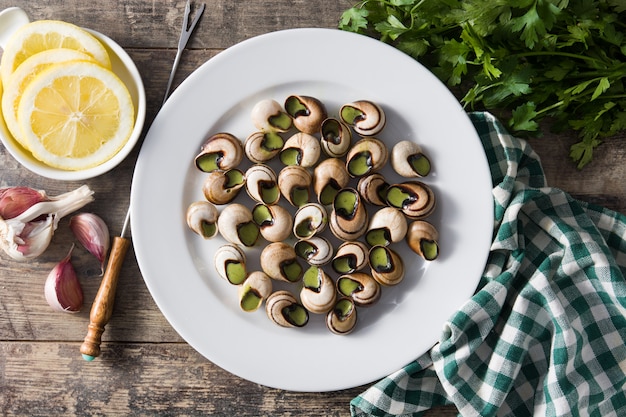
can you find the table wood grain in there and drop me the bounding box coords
[0,1,624,415]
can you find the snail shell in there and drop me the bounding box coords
[252,203,293,242]
[279,132,321,168]
[293,203,328,240]
[313,158,350,206]
[284,95,328,134]
[251,99,292,132]
[214,244,247,285]
[202,168,245,205]
[365,207,408,247]
[245,164,280,205]
[326,297,358,335]
[194,132,244,172]
[336,272,381,307]
[345,137,389,178]
[245,131,285,163]
[368,245,405,286]
[260,242,304,283]
[278,165,312,207]
[217,203,260,247]
[406,220,440,261]
[238,271,273,312]
[357,173,389,207]
[186,201,219,239]
[300,266,336,314]
[340,100,386,136]
[331,241,369,275]
[386,181,436,219]
[329,188,368,241]
[265,290,309,328]
[391,140,432,178]
[294,236,334,266]
[320,117,352,158]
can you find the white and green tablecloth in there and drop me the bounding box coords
[351,112,626,416]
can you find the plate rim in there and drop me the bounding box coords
[131,27,493,392]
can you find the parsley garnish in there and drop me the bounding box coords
[339,0,626,168]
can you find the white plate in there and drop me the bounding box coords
[131,28,493,392]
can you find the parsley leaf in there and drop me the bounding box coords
[570,138,601,169]
[339,0,626,168]
[511,102,539,132]
[339,7,369,32]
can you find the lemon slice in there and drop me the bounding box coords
[0,81,6,132]
[0,20,111,86]
[17,60,135,170]
[1,48,98,150]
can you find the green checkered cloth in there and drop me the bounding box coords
[351,112,626,417]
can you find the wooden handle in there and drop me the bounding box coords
[80,236,131,360]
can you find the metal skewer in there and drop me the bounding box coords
[163,0,205,106]
[80,0,205,361]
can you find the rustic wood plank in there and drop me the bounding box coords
[528,129,626,214]
[17,0,355,49]
[0,341,458,416]
[0,341,360,416]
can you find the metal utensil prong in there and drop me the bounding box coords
[163,0,206,105]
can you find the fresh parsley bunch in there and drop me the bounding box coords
[339,0,626,168]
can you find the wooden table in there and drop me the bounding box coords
[1,1,624,415]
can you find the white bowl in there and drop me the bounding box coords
[0,24,146,181]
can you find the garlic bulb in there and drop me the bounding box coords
[0,185,94,260]
[44,245,84,313]
[70,213,110,274]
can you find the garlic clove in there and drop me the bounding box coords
[0,187,46,219]
[15,218,55,259]
[44,245,84,313]
[69,213,110,274]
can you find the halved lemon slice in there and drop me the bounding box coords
[1,48,98,150]
[0,20,111,86]
[17,60,135,170]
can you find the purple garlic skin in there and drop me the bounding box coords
[44,245,84,313]
[0,187,46,219]
[0,185,94,260]
[70,212,110,274]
